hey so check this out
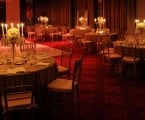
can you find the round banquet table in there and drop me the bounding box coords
[85,32,110,54]
[85,32,119,42]
[113,40,145,58]
[0,53,58,119]
[113,40,145,80]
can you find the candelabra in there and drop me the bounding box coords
[94,16,106,33]
[1,23,25,46]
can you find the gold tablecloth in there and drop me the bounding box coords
[113,40,145,58]
[0,53,58,118]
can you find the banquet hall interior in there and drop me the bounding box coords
[1,0,145,120]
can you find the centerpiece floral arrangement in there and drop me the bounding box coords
[97,16,106,29]
[6,27,19,44]
[79,16,88,26]
[6,27,20,64]
[37,16,49,23]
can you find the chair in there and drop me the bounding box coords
[100,36,122,75]
[120,43,140,80]
[57,47,73,79]
[80,39,94,54]
[26,26,36,41]
[35,25,46,42]
[1,72,37,120]
[20,42,36,52]
[20,42,36,59]
[47,57,83,119]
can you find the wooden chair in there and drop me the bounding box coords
[57,47,73,79]
[35,25,46,42]
[20,42,36,51]
[80,39,94,54]
[100,36,122,75]
[26,26,36,41]
[120,43,140,80]
[47,57,83,119]
[20,42,36,57]
[1,72,37,120]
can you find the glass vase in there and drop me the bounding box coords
[11,43,16,64]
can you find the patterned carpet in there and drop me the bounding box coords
[1,40,145,120]
[42,40,145,120]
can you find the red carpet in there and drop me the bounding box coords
[3,40,145,120]
[41,40,145,120]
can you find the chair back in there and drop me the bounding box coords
[101,35,112,55]
[20,43,36,56]
[20,42,36,53]
[2,72,36,111]
[72,57,83,89]
[60,47,73,69]
[121,43,137,61]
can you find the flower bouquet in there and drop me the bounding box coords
[37,16,49,24]
[6,27,19,44]
[6,27,19,64]
[97,16,106,30]
[136,22,145,34]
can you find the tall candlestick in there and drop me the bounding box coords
[5,24,7,34]
[10,23,14,28]
[135,19,139,29]
[94,18,97,23]
[21,23,24,37]
[17,24,20,38]
[1,23,4,37]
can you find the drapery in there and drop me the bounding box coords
[70,0,95,27]
[21,0,136,33]
[34,0,70,26]
[103,0,136,33]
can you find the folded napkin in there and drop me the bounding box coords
[37,62,50,66]
[7,67,26,74]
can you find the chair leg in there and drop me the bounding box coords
[77,89,80,120]
[71,89,80,120]
[68,71,70,79]
[120,62,137,80]
[72,93,75,120]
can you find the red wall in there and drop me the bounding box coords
[6,0,20,24]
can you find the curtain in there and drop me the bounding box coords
[72,0,95,28]
[50,0,70,26]
[25,0,95,28]
[103,0,136,33]
[34,0,70,26]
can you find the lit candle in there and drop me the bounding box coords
[11,23,14,28]
[1,23,4,37]
[135,19,139,28]
[17,24,20,37]
[102,18,106,28]
[94,18,97,23]
[21,23,24,37]
[5,24,7,34]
